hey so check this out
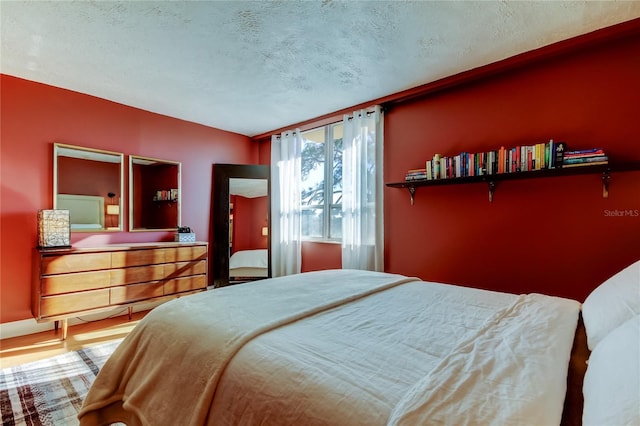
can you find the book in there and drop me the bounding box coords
[405,167,427,181]
[563,155,608,165]
[406,168,426,174]
[564,148,604,156]
[563,153,606,160]
[561,161,609,168]
[554,142,566,168]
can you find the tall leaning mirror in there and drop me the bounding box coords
[129,155,181,231]
[54,143,124,232]
[213,164,270,287]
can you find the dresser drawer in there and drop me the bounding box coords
[110,282,164,304]
[164,260,207,279]
[164,275,207,294]
[165,245,207,262]
[42,252,111,275]
[42,270,111,295]
[111,248,170,268]
[40,289,110,317]
[110,264,165,286]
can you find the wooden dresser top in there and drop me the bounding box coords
[37,241,208,255]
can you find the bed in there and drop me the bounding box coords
[229,248,268,279]
[77,265,639,425]
[56,193,105,230]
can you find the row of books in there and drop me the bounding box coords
[405,140,608,181]
[153,188,179,201]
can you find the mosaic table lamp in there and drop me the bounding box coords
[37,209,71,248]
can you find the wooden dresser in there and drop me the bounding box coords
[32,241,208,338]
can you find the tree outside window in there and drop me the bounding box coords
[301,123,343,240]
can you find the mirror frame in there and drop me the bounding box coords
[129,155,182,232]
[53,143,124,232]
[212,164,270,287]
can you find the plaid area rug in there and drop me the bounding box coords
[0,340,122,426]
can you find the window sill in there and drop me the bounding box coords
[302,238,342,245]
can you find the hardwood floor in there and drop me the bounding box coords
[0,311,148,369]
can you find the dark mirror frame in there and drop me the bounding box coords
[212,164,271,287]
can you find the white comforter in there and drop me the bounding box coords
[229,249,268,269]
[79,270,580,426]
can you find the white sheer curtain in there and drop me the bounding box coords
[341,105,384,271]
[270,129,303,277]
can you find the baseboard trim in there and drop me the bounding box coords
[0,319,54,340]
[0,302,160,340]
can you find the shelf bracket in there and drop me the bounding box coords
[487,181,496,203]
[602,170,610,198]
[407,185,416,205]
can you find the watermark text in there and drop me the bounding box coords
[604,209,639,217]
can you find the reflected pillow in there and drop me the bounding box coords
[582,259,640,350]
[582,315,640,426]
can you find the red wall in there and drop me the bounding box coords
[58,157,120,197]
[1,75,256,323]
[384,32,640,301]
[301,242,342,272]
[231,196,268,252]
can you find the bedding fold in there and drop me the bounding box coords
[387,293,579,426]
[78,269,418,426]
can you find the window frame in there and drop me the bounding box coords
[301,123,342,242]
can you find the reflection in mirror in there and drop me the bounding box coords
[129,155,181,231]
[54,143,124,232]
[213,164,270,287]
[229,178,269,281]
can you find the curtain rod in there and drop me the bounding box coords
[272,107,383,139]
[346,109,378,120]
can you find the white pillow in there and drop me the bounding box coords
[582,315,640,426]
[582,259,640,350]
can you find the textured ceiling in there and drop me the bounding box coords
[2,1,639,137]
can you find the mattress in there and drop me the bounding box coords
[78,269,580,426]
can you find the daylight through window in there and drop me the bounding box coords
[301,123,343,241]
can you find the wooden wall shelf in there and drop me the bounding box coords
[386,162,640,204]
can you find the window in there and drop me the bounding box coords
[301,123,343,241]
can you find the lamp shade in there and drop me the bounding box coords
[106,204,120,215]
[37,209,71,248]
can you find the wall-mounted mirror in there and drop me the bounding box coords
[213,164,270,287]
[129,155,181,231]
[54,143,124,232]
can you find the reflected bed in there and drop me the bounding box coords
[229,248,268,279]
[57,194,104,230]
